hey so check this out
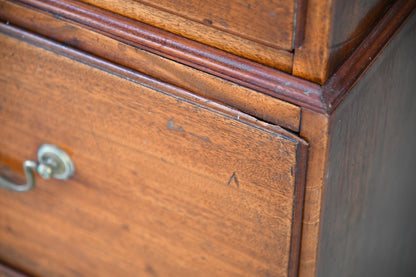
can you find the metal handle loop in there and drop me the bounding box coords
[0,144,74,192]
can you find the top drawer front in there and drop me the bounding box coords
[82,0,296,49]
[78,0,295,70]
[0,26,306,277]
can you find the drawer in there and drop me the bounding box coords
[0,0,395,87]
[77,0,296,71]
[80,0,296,50]
[0,26,307,276]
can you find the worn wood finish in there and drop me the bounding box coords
[0,0,302,132]
[0,26,307,277]
[318,11,416,277]
[80,0,295,50]
[293,0,396,84]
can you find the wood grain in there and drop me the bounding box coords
[322,0,416,113]
[25,0,293,72]
[80,0,295,50]
[0,0,302,131]
[0,26,307,277]
[6,0,405,89]
[318,10,416,276]
[297,110,329,277]
[1,0,326,113]
[293,0,396,84]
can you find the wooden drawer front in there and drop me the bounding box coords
[0,26,307,277]
[81,0,295,50]
[77,0,295,70]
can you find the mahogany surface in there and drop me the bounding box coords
[0,26,307,277]
[0,0,302,131]
[79,0,296,70]
[0,0,415,276]
[318,11,416,277]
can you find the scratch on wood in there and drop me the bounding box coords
[227,172,240,188]
[168,119,211,143]
[167,119,184,131]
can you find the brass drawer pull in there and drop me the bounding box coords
[0,144,74,192]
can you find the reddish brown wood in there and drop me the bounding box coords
[0,0,302,131]
[80,0,295,50]
[318,11,416,275]
[0,24,307,277]
[293,0,395,84]
[0,0,407,98]
[325,0,393,76]
[11,0,293,72]
[4,0,412,115]
[297,110,329,277]
[292,0,332,84]
[2,0,324,113]
[322,0,416,114]
[293,0,307,48]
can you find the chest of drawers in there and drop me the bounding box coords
[0,0,415,276]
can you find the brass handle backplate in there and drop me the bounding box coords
[0,144,74,192]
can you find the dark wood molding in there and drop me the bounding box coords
[1,0,414,115]
[322,0,416,114]
[0,0,303,132]
[6,0,324,113]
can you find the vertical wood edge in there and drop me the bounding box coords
[288,137,309,277]
[293,0,308,48]
[292,0,333,84]
[297,109,330,277]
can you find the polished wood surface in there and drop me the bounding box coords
[24,0,293,73]
[317,11,416,277]
[0,26,307,277]
[2,0,402,86]
[326,0,393,76]
[322,0,416,113]
[0,0,302,131]
[3,0,413,113]
[0,0,324,113]
[80,0,296,66]
[292,0,395,84]
[1,1,415,276]
[81,0,398,84]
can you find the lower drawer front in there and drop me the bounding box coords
[0,26,307,277]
